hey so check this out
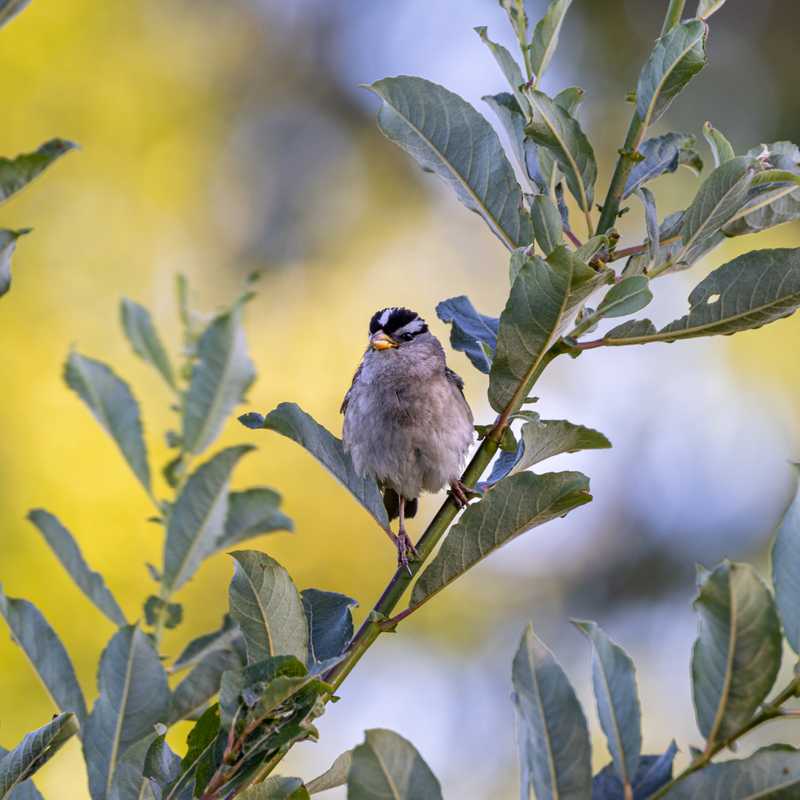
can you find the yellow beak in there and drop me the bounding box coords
[370,331,398,351]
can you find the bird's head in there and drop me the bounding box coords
[367,307,430,352]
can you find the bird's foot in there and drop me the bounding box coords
[449,479,479,508]
[395,530,419,575]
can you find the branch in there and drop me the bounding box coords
[595,0,686,235]
[647,675,800,800]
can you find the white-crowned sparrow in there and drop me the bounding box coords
[341,307,474,567]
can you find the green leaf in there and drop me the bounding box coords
[0,747,42,800]
[524,88,597,213]
[531,195,563,254]
[0,0,30,28]
[677,156,758,266]
[64,352,151,493]
[83,626,169,800]
[574,621,641,791]
[692,561,782,749]
[436,296,498,375]
[0,713,79,799]
[0,228,30,298]
[724,142,800,236]
[499,418,611,482]
[595,276,653,320]
[168,649,241,724]
[636,20,707,129]
[366,76,532,249]
[107,732,156,800]
[513,624,592,800]
[592,743,677,800]
[0,587,88,726]
[529,0,573,82]
[666,746,800,798]
[603,248,800,346]
[482,93,529,183]
[143,733,181,794]
[0,139,76,204]
[696,0,727,20]
[306,750,352,794]
[27,509,126,627]
[301,589,357,673]
[162,445,253,591]
[772,465,800,653]
[475,27,528,114]
[624,133,701,198]
[228,550,308,664]
[411,471,590,605]
[703,121,735,167]
[347,729,443,800]
[175,704,223,799]
[489,253,572,413]
[636,187,660,269]
[120,299,176,390]
[171,614,242,673]
[218,655,306,726]
[217,488,293,551]
[182,304,256,455]
[241,402,388,527]
[237,777,310,799]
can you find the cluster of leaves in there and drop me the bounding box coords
[0,0,75,298]
[511,467,800,799]
[5,0,800,798]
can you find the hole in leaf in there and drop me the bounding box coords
[706,293,721,304]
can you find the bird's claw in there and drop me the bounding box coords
[396,530,419,574]
[449,479,478,508]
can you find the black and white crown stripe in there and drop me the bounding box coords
[368,307,429,338]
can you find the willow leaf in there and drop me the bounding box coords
[604,248,800,346]
[366,76,532,249]
[83,627,169,800]
[240,402,388,527]
[0,139,76,203]
[228,550,308,664]
[692,562,782,748]
[772,465,800,653]
[64,352,151,493]
[636,20,708,129]
[411,471,591,605]
[348,729,443,800]
[513,624,592,800]
[182,304,255,455]
[529,0,573,82]
[574,621,641,790]
[524,88,597,212]
[120,299,176,390]
[0,713,78,798]
[28,509,126,627]
[0,588,88,726]
[489,252,572,413]
[162,445,254,591]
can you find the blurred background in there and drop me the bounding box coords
[2,0,800,796]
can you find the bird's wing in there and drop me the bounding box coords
[444,366,465,394]
[340,361,363,415]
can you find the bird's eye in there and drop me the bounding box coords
[399,332,414,342]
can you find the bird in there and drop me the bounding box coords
[341,307,474,569]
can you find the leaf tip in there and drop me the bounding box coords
[238,411,266,429]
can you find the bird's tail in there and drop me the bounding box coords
[382,488,418,521]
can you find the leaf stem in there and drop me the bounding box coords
[646,675,800,800]
[596,0,686,235]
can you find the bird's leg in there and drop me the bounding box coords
[395,495,419,573]
[449,479,478,508]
